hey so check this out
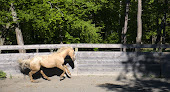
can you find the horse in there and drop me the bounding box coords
[18,46,76,82]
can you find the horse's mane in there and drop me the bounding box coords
[55,46,73,54]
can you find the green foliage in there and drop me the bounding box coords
[0,0,169,44]
[104,32,119,43]
[64,32,80,44]
[148,0,154,4]
[0,70,7,79]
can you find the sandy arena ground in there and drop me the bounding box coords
[1,75,170,92]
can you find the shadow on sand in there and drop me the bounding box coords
[98,79,170,92]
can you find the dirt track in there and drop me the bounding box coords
[1,75,170,92]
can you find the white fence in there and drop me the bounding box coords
[0,44,170,78]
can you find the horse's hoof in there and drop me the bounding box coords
[67,74,71,78]
[31,80,35,82]
[66,72,71,78]
[47,79,51,81]
[60,76,65,81]
[31,80,39,83]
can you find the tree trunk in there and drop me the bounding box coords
[0,23,10,53]
[163,0,167,45]
[0,38,4,46]
[122,0,130,52]
[136,0,142,51]
[154,0,160,51]
[0,37,5,53]
[10,3,25,53]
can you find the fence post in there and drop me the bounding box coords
[159,44,162,78]
[50,49,54,53]
[75,47,78,76]
[36,49,39,53]
[75,48,78,52]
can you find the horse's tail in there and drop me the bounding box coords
[18,59,31,71]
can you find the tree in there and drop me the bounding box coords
[0,0,169,45]
[136,0,142,51]
[121,0,130,51]
[17,0,102,44]
[10,3,25,53]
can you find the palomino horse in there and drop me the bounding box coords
[18,46,76,82]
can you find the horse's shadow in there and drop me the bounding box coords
[20,56,74,80]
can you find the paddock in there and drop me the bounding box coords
[1,44,170,92]
[1,75,170,92]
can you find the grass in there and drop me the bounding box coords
[0,70,7,79]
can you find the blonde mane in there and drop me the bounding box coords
[55,46,73,54]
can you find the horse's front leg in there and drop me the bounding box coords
[64,65,71,77]
[29,70,38,83]
[57,65,66,81]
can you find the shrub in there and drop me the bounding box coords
[0,70,7,79]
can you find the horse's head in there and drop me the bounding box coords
[68,47,76,62]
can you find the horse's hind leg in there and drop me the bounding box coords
[40,70,51,81]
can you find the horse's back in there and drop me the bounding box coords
[39,54,63,68]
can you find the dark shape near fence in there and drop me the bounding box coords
[0,44,170,79]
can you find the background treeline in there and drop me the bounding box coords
[0,0,169,45]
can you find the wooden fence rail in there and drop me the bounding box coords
[0,44,170,50]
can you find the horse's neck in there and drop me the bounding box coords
[58,49,69,58]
